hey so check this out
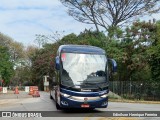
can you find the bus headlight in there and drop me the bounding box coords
[60,92,70,98]
[100,94,108,98]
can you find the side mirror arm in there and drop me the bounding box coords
[108,58,117,73]
[55,56,60,70]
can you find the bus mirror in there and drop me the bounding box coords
[55,56,60,70]
[108,58,117,73]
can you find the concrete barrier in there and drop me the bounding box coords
[0,87,2,92]
[3,87,7,93]
[25,86,30,93]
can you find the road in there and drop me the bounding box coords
[0,91,160,120]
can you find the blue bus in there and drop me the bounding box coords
[50,45,117,109]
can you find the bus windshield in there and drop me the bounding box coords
[61,53,108,87]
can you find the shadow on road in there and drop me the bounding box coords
[62,108,103,113]
[50,99,104,113]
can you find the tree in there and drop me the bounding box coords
[35,31,65,48]
[11,45,39,86]
[30,43,60,89]
[60,0,160,31]
[148,21,160,82]
[60,33,78,44]
[9,41,24,62]
[30,24,159,84]
[115,20,159,81]
[0,32,28,86]
[0,33,25,64]
[0,46,14,86]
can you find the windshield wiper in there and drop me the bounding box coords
[99,81,109,85]
[82,82,103,91]
[61,84,75,89]
[61,84,81,89]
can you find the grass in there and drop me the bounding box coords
[108,91,160,104]
[109,98,160,104]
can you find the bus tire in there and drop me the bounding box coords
[50,92,53,99]
[55,95,61,110]
[56,102,61,110]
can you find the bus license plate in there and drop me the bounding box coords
[81,104,90,108]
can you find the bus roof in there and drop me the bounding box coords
[58,45,106,55]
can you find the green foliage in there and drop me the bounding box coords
[107,26,123,38]
[0,46,14,85]
[60,33,78,44]
[78,30,106,47]
[147,21,160,82]
[30,43,59,87]
[115,21,155,81]
[0,32,30,86]
[30,20,160,86]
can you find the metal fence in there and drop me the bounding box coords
[109,81,160,101]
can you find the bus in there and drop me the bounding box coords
[50,45,117,109]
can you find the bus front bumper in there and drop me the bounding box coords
[60,95,108,108]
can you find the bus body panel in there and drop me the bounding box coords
[50,45,117,109]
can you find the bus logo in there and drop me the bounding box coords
[81,89,91,92]
[84,97,88,101]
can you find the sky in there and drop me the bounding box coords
[0,0,159,47]
[0,0,94,46]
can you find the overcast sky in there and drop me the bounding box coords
[0,0,94,46]
[0,0,159,47]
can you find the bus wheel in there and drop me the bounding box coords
[50,92,53,99]
[56,102,61,110]
[55,96,61,110]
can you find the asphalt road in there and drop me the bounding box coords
[0,91,160,120]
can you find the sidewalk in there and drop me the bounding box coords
[0,91,32,99]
